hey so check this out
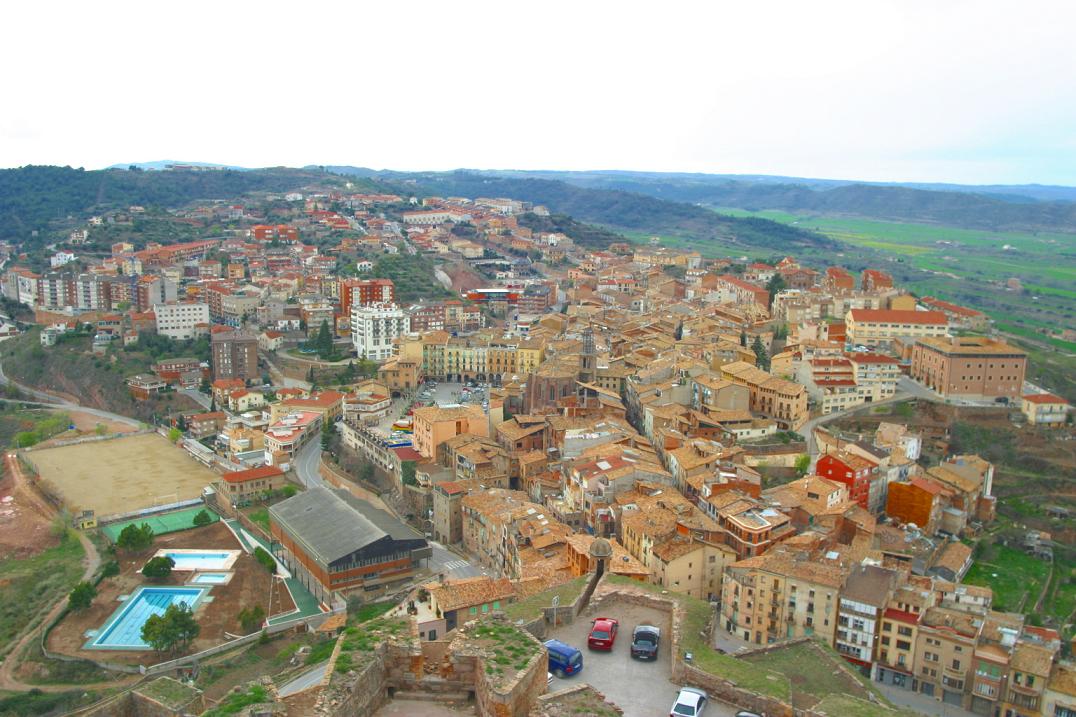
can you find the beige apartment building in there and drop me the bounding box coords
[845,309,949,348]
[910,336,1027,400]
[719,538,848,646]
[720,361,808,430]
[412,404,489,460]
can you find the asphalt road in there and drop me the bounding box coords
[178,386,212,409]
[277,661,328,697]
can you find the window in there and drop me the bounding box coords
[898,626,912,637]
[951,659,960,670]
[470,607,477,615]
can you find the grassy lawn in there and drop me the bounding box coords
[347,600,395,626]
[963,544,1051,614]
[247,508,269,532]
[502,576,589,621]
[0,534,84,655]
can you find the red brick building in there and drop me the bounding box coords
[269,486,430,602]
[340,278,396,315]
[816,452,877,511]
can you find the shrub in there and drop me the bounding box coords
[68,581,97,611]
[142,555,175,581]
[101,560,120,578]
[192,509,213,527]
[238,605,266,633]
[254,547,276,574]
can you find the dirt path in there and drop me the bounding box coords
[0,453,109,693]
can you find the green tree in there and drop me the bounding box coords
[102,560,120,578]
[739,329,747,347]
[751,335,770,371]
[141,602,200,654]
[142,555,175,581]
[68,581,97,611]
[168,427,182,442]
[316,320,333,359]
[279,484,298,498]
[794,454,811,476]
[765,273,787,309]
[401,460,417,487]
[254,546,276,573]
[321,418,335,451]
[238,605,267,633]
[117,522,154,552]
[192,509,213,528]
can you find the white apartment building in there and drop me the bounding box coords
[351,302,409,362]
[155,302,210,340]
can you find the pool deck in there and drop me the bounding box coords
[154,548,241,571]
[85,586,207,650]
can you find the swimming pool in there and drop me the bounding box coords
[87,586,206,650]
[154,549,240,571]
[190,571,232,585]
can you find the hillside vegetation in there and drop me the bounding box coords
[497,170,1076,233]
[346,170,838,253]
[0,165,392,246]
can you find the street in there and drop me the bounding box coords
[178,386,212,409]
[277,661,328,698]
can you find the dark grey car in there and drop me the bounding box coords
[630,624,660,660]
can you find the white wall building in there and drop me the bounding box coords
[155,302,210,340]
[351,302,409,362]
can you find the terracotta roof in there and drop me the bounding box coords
[1023,393,1068,405]
[430,576,516,613]
[221,465,284,484]
[848,309,947,324]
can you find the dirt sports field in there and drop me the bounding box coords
[27,433,217,517]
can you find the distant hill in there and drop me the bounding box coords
[480,170,1076,232]
[332,169,838,253]
[0,165,376,245]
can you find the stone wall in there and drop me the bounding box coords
[588,580,799,717]
[316,647,389,717]
[475,641,548,717]
[78,686,204,717]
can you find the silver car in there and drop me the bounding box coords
[670,687,708,717]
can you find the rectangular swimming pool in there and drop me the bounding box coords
[87,586,206,650]
[155,549,240,571]
[190,572,232,585]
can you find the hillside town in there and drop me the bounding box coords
[0,182,1072,717]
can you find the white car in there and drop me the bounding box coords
[670,687,708,717]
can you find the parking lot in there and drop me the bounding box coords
[544,599,739,717]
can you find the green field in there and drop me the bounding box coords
[963,544,1051,615]
[712,208,1076,353]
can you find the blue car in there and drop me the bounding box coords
[544,639,583,678]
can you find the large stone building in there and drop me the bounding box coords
[910,336,1027,400]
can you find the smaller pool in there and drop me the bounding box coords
[155,549,240,571]
[190,572,232,585]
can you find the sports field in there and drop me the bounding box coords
[100,505,218,542]
[29,433,218,518]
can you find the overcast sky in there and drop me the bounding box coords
[3,1,1074,185]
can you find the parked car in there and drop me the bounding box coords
[734,711,763,717]
[630,624,660,660]
[670,687,708,717]
[587,617,619,650]
[544,639,583,677]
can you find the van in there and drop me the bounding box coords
[544,639,583,677]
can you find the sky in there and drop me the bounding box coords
[3,1,1075,185]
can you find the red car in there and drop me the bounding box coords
[587,617,619,650]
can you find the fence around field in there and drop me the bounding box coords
[99,503,216,542]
